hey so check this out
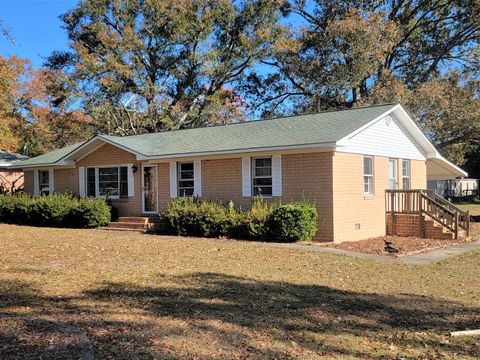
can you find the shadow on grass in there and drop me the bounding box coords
[1,274,479,359]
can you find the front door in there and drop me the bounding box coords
[389,159,398,189]
[142,165,158,213]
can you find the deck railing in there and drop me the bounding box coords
[385,189,470,239]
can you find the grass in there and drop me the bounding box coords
[455,202,480,216]
[0,224,479,359]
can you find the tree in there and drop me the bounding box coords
[47,0,288,135]
[246,0,480,163]
[0,56,92,156]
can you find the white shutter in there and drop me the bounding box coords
[194,160,202,197]
[127,165,135,197]
[272,155,282,196]
[33,170,39,196]
[169,162,177,198]
[242,157,251,197]
[48,169,55,194]
[78,167,86,197]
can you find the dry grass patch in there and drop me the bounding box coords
[0,224,479,359]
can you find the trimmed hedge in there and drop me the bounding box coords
[0,193,111,228]
[162,197,318,242]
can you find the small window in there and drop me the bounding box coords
[402,160,410,190]
[363,156,374,195]
[87,168,96,197]
[252,157,272,196]
[178,162,194,197]
[39,170,50,195]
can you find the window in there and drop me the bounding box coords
[86,166,129,198]
[363,156,374,195]
[402,160,410,190]
[39,170,50,195]
[98,167,119,197]
[252,157,272,196]
[178,162,194,197]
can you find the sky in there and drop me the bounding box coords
[0,0,77,67]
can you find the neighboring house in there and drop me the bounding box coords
[428,178,478,199]
[12,104,466,243]
[0,151,28,193]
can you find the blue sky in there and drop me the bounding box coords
[1,0,77,67]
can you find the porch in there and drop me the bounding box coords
[385,189,470,240]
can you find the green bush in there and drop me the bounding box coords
[228,197,274,240]
[162,197,318,242]
[269,202,318,242]
[0,193,111,228]
[164,198,229,237]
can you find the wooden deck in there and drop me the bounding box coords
[385,189,470,239]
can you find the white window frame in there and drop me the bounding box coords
[252,157,273,197]
[85,164,131,199]
[38,170,50,195]
[363,156,374,196]
[402,159,410,190]
[177,162,195,197]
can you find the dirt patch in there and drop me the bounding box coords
[328,235,478,257]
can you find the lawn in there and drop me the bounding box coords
[455,202,480,216]
[0,224,479,359]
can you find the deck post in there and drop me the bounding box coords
[418,191,423,237]
[454,212,459,240]
[466,210,470,237]
[391,191,396,236]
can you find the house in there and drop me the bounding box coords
[0,151,28,193]
[11,104,467,243]
[428,178,478,199]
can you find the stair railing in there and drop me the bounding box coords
[385,189,470,239]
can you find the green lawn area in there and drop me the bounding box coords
[1,224,479,359]
[455,202,480,216]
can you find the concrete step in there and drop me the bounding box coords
[118,217,149,224]
[102,227,145,233]
[108,222,146,230]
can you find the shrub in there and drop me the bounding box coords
[0,193,111,228]
[161,197,318,242]
[164,198,229,237]
[269,202,318,242]
[228,197,274,240]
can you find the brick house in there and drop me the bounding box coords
[0,151,28,193]
[12,104,467,242]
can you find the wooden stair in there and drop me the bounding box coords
[105,217,153,233]
[424,218,455,240]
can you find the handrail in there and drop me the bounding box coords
[420,192,456,233]
[385,189,470,239]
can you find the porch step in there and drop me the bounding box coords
[104,216,152,233]
[424,219,454,240]
[108,222,146,230]
[118,217,149,224]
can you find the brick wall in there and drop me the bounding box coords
[0,169,24,192]
[332,153,427,243]
[199,152,335,241]
[76,143,142,216]
[386,214,420,237]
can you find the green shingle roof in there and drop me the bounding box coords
[16,143,85,167]
[15,104,397,167]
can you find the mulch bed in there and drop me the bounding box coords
[328,235,477,257]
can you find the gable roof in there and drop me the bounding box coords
[15,103,397,168]
[11,103,467,178]
[0,150,29,167]
[100,104,397,157]
[15,143,85,168]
